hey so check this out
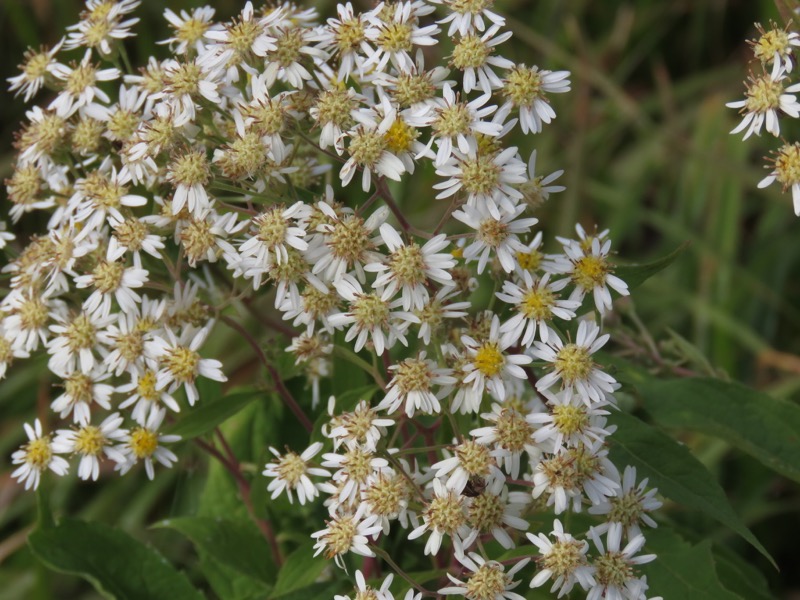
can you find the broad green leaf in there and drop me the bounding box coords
[712,544,774,600]
[167,390,260,440]
[197,553,270,600]
[608,412,775,567]
[153,516,277,584]
[641,529,743,599]
[614,241,690,290]
[271,582,343,600]
[269,543,328,598]
[28,518,203,600]
[638,377,800,484]
[310,385,378,445]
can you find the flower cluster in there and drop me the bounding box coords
[4,0,662,598]
[727,20,800,215]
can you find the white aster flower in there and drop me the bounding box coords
[432,439,504,494]
[11,419,69,490]
[160,7,218,55]
[364,1,439,73]
[588,465,662,540]
[449,24,514,94]
[471,403,537,479]
[379,352,456,416]
[727,60,800,139]
[586,523,656,600]
[117,407,181,480]
[434,0,506,37]
[322,445,390,506]
[311,505,382,569]
[74,259,148,319]
[518,149,566,209]
[117,368,181,425]
[51,367,115,424]
[327,398,395,451]
[527,519,595,595]
[439,552,529,600]
[335,571,394,600]
[757,141,800,216]
[408,477,473,556]
[49,49,121,117]
[8,40,64,102]
[462,315,532,402]
[46,310,113,375]
[263,442,330,505]
[51,412,127,481]
[501,65,571,134]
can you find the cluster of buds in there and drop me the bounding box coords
[727,20,800,215]
[4,0,663,598]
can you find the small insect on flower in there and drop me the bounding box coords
[11,419,69,490]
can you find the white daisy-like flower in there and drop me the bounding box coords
[586,523,656,600]
[471,403,537,479]
[237,202,310,269]
[527,389,613,453]
[518,149,566,209]
[117,368,181,425]
[307,197,388,283]
[74,259,149,319]
[107,213,165,263]
[432,439,504,494]
[326,398,395,451]
[434,0,505,37]
[0,325,30,379]
[311,505,382,569]
[46,310,113,376]
[408,84,502,166]
[727,60,800,139]
[408,477,474,556]
[530,319,618,404]
[51,413,127,481]
[367,223,455,311]
[11,419,70,490]
[339,109,407,192]
[497,271,579,347]
[99,298,165,376]
[378,352,456,416]
[8,39,64,102]
[145,324,227,406]
[48,49,121,117]
[439,552,530,600]
[364,1,440,74]
[160,7,218,55]
[64,0,140,55]
[464,478,531,549]
[328,274,420,356]
[335,571,394,600]
[155,57,223,127]
[434,144,527,218]
[51,367,115,424]
[588,466,662,540]
[531,441,620,513]
[750,22,800,73]
[263,442,330,505]
[527,519,595,595]
[501,64,571,134]
[550,231,629,315]
[414,286,471,345]
[449,24,515,94]
[462,315,532,402]
[261,22,327,90]
[1,292,60,352]
[322,445,390,506]
[757,141,800,216]
[83,84,148,143]
[453,203,538,274]
[117,407,181,480]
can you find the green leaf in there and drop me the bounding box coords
[614,241,690,290]
[28,518,203,600]
[196,554,270,600]
[712,544,774,600]
[153,516,277,584]
[638,377,800,484]
[269,543,328,598]
[608,412,776,567]
[271,582,343,600]
[167,390,260,440]
[641,529,743,599]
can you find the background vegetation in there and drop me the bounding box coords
[1,0,798,598]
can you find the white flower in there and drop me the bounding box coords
[339,110,407,191]
[49,49,121,117]
[586,524,656,600]
[432,439,504,494]
[316,2,373,80]
[450,25,514,94]
[757,141,800,216]
[471,403,537,479]
[335,571,394,600]
[160,7,218,55]
[727,60,800,139]
[145,324,226,406]
[117,368,181,425]
[434,0,506,37]
[414,286,471,345]
[527,519,595,595]
[527,389,613,453]
[51,367,115,424]
[379,352,456,416]
[322,446,389,506]
[64,0,140,55]
[263,442,330,505]
[530,320,618,404]
[497,271,580,347]
[311,505,382,569]
[237,202,311,270]
[11,419,69,490]
[328,274,420,356]
[439,552,529,600]
[463,478,530,549]
[117,407,181,480]
[453,203,538,274]
[8,39,64,102]
[501,65,571,134]
[327,398,395,451]
[408,477,473,556]
[74,259,148,319]
[588,466,662,540]
[51,413,127,481]
[46,310,113,376]
[462,315,532,402]
[367,223,455,311]
[364,1,439,73]
[518,149,566,209]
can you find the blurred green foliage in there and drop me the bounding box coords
[1,0,799,598]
